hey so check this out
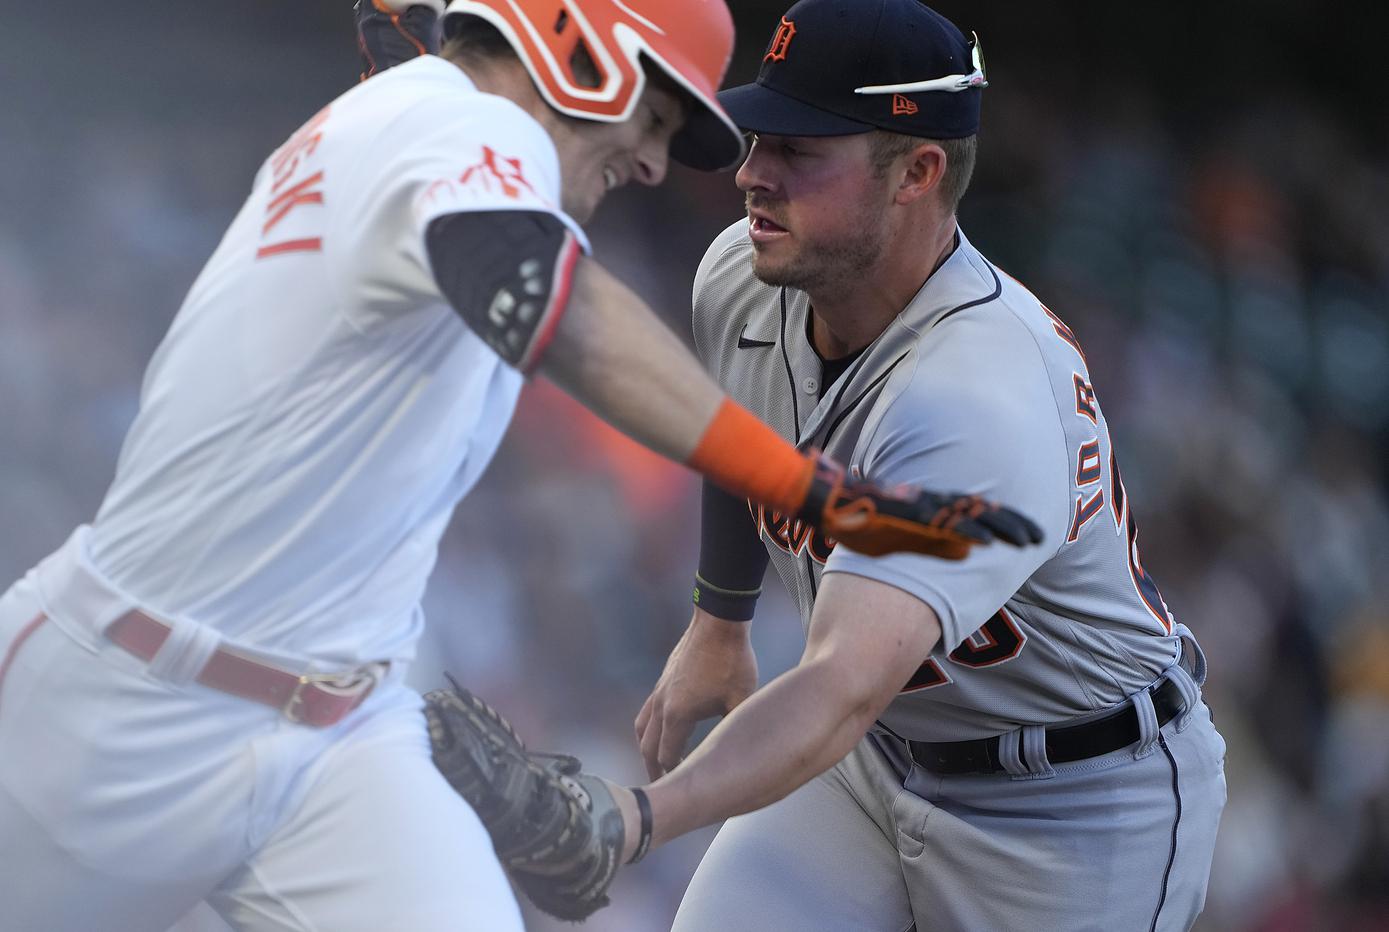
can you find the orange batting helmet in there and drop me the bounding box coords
[442,0,745,171]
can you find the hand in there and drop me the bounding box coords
[635,608,758,779]
[797,453,1044,558]
[355,0,441,81]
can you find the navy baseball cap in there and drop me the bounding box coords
[718,0,986,139]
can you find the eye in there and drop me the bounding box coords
[750,134,806,158]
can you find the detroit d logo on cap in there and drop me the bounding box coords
[764,16,796,62]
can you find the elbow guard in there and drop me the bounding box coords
[425,210,582,373]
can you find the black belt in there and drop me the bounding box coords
[907,676,1187,775]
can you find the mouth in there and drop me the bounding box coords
[603,166,620,191]
[747,208,789,244]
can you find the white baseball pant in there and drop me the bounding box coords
[0,531,524,932]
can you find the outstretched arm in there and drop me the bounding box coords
[621,572,942,856]
[423,573,944,913]
[541,257,1043,557]
[423,206,1039,559]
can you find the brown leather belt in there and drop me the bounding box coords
[907,676,1187,775]
[106,610,384,728]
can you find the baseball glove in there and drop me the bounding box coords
[423,678,625,922]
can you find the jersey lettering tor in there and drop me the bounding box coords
[693,221,1182,741]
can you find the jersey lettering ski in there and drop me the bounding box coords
[86,57,589,665]
[693,221,1183,741]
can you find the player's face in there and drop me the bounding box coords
[552,81,685,224]
[736,132,894,294]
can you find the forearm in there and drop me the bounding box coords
[541,260,723,463]
[540,261,812,511]
[534,264,1038,562]
[633,573,943,850]
[643,656,880,844]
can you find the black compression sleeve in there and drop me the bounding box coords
[693,480,770,621]
[426,210,580,372]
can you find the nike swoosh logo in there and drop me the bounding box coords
[737,324,775,349]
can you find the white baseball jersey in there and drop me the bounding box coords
[1,55,596,932]
[694,220,1186,741]
[86,56,588,666]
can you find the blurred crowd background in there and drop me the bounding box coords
[3,1,1385,930]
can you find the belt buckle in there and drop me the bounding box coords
[282,665,384,724]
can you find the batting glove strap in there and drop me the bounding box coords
[797,451,1044,559]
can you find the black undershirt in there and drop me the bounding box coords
[807,310,867,400]
[693,314,865,620]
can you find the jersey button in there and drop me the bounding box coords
[803,377,819,394]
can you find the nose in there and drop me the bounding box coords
[634,136,670,187]
[735,142,774,195]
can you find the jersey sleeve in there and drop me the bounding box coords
[691,219,754,371]
[337,91,590,333]
[822,310,1073,653]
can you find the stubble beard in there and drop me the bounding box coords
[749,210,888,297]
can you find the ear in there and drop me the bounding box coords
[893,143,947,206]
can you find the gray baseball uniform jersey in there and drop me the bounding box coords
[695,219,1182,741]
[675,220,1227,931]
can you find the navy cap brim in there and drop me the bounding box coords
[718,81,876,137]
[670,105,747,172]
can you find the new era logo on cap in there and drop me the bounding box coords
[719,0,986,140]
